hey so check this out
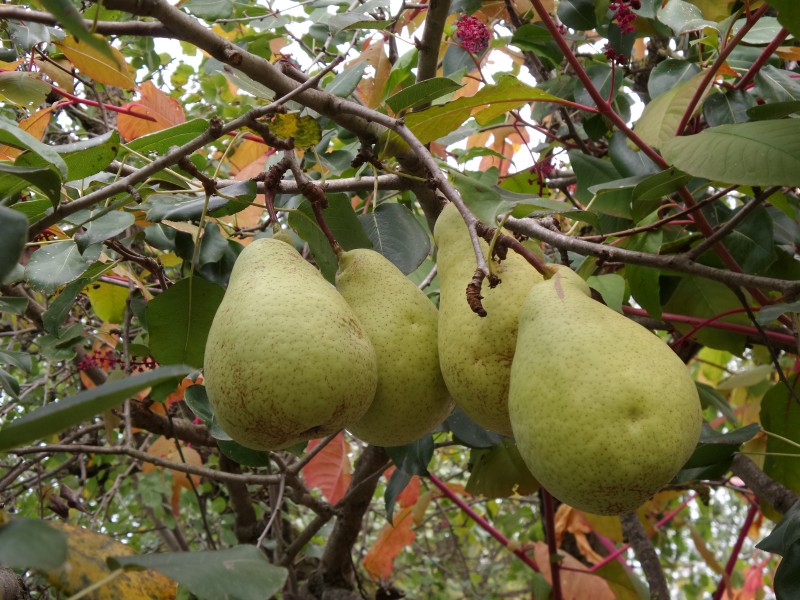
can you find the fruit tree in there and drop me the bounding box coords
[1,0,800,598]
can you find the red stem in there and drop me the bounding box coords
[711,501,760,600]
[622,306,798,349]
[735,27,790,91]
[427,473,541,572]
[675,4,771,136]
[542,490,564,600]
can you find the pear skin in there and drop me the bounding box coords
[508,266,703,515]
[434,203,543,436]
[336,248,453,446]
[203,238,378,450]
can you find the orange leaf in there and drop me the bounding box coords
[0,107,54,160]
[363,506,416,581]
[117,81,186,142]
[554,505,604,564]
[141,436,202,516]
[228,139,270,174]
[383,467,421,508]
[533,542,615,600]
[54,35,135,89]
[776,46,800,62]
[163,376,201,408]
[302,433,352,504]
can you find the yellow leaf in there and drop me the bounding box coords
[55,35,136,89]
[84,281,130,324]
[43,522,176,599]
[142,436,203,516]
[776,46,800,62]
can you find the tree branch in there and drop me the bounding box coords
[505,217,800,296]
[621,512,669,600]
[731,454,800,515]
[416,0,450,85]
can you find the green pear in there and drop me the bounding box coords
[203,238,378,451]
[508,266,703,515]
[336,248,453,446]
[434,203,543,436]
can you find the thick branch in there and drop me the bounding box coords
[0,6,172,36]
[731,454,800,515]
[505,217,800,296]
[416,0,450,85]
[621,513,669,600]
[319,445,388,590]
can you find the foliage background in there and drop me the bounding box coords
[1,0,800,598]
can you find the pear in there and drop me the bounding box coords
[434,203,543,436]
[336,248,453,446]
[203,238,378,451]
[508,266,703,515]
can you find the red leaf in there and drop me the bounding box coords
[302,433,352,504]
[363,506,416,581]
[117,81,185,141]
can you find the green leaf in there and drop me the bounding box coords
[761,375,800,499]
[757,299,800,325]
[43,277,89,333]
[568,150,622,204]
[182,0,233,19]
[0,365,193,451]
[0,116,67,179]
[766,0,800,40]
[385,77,463,113]
[74,211,136,253]
[634,71,707,149]
[0,163,61,206]
[704,89,755,126]
[217,440,272,468]
[662,120,800,186]
[405,78,561,144]
[109,546,288,600]
[657,0,717,34]
[587,274,625,313]
[0,518,68,571]
[691,423,762,467]
[325,63,366,98]
[696,382,737,425]
[648,59,701,99]
[0,369,20,400]
[358,203,431,275]
[466,439,538,498]
[125,119,209,155]
[37,0,116,59]
[25,241,99,293]
[142,194,228,222]
[184,384,213,422]
[386,435,434,476]
[0,72,50,108]
[385,467,412,523]
[0,349,32,373]
[575,65,625,109]
[557,0,596,30]
[755,66,800,103]
[632,167,691,221]
[663,276,749,354]
[17,130,120,182]
[445,406,503,449]
[327,13,391,35]
[288,196,372,282]
[9,199,51,223]
[757,500,800,555]
[747,100,800,121]
[510,23,563,68]
[146,277,225,368]
[720,205,777,275]
[0,296,28,315]
[0,206,28,282]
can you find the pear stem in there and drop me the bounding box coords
[285,151,342,256]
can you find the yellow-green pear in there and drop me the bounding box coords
[434,202,543,436]
[203,238,378,451]
[508,266,703,515]
[336,248,453,446]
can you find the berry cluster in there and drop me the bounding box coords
[455,14,490,54]
[609,0,640,34]
[77,348,157,373]
[604,44,628,65]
